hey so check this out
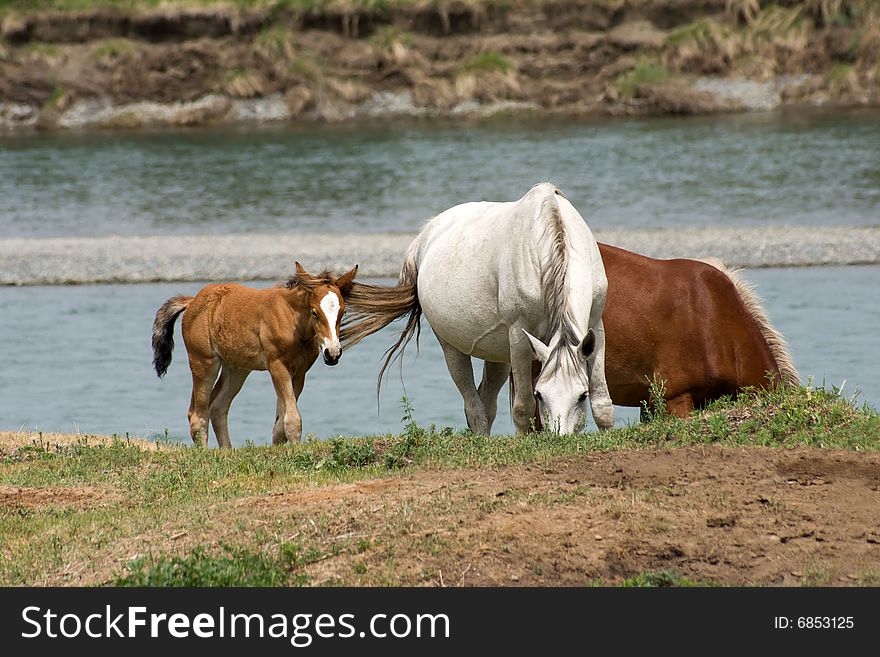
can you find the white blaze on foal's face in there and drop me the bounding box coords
[319,290,342,365]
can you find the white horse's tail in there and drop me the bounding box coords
[340,234,422,393]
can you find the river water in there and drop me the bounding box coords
[0,109,877,442]
[0,267,876,444]
[2,109,879,238]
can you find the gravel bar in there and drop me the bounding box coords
[1,226,878,286]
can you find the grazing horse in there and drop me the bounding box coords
[513,243,800,424]
[343,182,614,435]
[152,263,358,447]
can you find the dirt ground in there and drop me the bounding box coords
[229,446,880,586]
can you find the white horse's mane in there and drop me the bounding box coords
[537,186,585,378]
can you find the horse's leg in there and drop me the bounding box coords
[586,319,614,431]
[187,354,220,448]
[437,336,488,434]
[508,328,538,434]
[478,361,511,435]
[209,366,249,449]
[665,392,695,418]
[268,360,301,444]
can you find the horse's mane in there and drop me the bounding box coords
[538,186,584,377]
[700,258,800,387]
[284,270,334,291]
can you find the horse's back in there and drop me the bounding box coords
[600,244,779,407]
[416,184,599,360]
[181,283,292,369]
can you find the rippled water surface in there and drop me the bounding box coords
[2,109,879,238]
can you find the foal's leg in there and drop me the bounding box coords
[508,327,538,434]
[209,366,249,449]
[478,361,511,435]
[268,361,302,444]
[437,336,488,434]
[586,320,614,430]
[272,372,305,442]
[187,354,220,447]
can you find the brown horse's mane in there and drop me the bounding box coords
[700,258,800,386]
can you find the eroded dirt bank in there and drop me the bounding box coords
[7,443,878,586]
[1,0,878,130]
[256,446,880,586]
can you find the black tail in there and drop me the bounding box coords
[152,295,192,378]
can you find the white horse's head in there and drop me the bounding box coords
[523,328,596,434]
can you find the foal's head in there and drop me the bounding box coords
[290,262,358,366]
[522,328,596,434]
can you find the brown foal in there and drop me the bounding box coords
[152,263,358,447]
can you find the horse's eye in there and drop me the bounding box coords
[310,309,318,318]
[578,391,588,403]
[534,390,543,402]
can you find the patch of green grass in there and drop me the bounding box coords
[829,62,853,81]
[459,51,513,75]
[369,25,414,50]
[256,23,295,59]
[614,59,669,96]
[288,55,321,82]
[23,41,60,58]
[326,436,377,468]
[90,38,134,61]
[621,570,707,587]
[115,541,316,586]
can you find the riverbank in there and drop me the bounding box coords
[2,1,878,131]
[2,225,878,285]
[1,385,878,586]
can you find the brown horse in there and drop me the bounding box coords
[595,243,798,417]
[341,243,798,422]
[152,263,358,447]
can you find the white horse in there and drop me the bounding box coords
[343,182,614,434]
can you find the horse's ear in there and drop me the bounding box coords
[295,261,308,277]
[522,329,550,363]
[335,265,359,298]
[579,329,596,360]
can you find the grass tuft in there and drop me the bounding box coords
[459,51,513,74]
[614,59,669,96]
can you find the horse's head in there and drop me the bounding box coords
[295,262,358,366]
[522,328,596,434]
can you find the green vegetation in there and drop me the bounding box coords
[1,385,876,586]
[620,570,707,587]
[255,23,295,59]
[90,37,134,61]
[458,51,513,75]
[0,0,418,15]
[614,59,669,96]
[368,25,414,50]
[23,41,60,58]
[117,543,315,586]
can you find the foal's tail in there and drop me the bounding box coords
[152,295,193,378]
[702,259,800,387]
[341,236,422,393]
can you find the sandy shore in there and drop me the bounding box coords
[1,225,878,285]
